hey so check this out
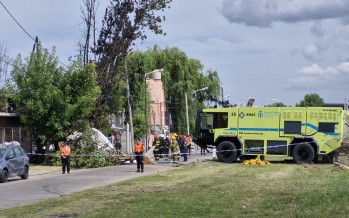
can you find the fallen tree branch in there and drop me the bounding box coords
[334,162,349,170]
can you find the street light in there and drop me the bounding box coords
[221,87,224,102]
[144,69,164,151]
[186,86,209,136]
[191,87,209,100]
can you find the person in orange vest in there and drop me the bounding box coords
[60,141,71,174]
[134,137,144,172]
[185,135,193,155]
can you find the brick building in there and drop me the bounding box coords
[146,71,168,135]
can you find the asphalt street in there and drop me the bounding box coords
[0,153,212,209]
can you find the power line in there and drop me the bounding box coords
[0,1,69,68]
[0,1,36,42]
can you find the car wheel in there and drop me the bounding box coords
[0,170,8,183]
[21,166,29,179]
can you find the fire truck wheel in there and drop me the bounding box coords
[217,141,238,163]
[292,143,314,164]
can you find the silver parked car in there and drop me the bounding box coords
[0,142,29,183]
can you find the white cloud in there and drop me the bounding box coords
[221,0,349,27]
[336,62,349,74]
[289,62,349,88]
[298,64,324,75]
[302,44,322,61]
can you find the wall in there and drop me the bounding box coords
[147,79,167,134]
[0,113,32,152]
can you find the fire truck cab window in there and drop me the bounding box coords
[200,112,228,129]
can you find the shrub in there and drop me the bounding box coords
[51,147,120,169]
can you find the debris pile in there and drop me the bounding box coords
[144,155,155,165]
[242,158,271,165]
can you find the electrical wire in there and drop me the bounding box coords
[0,0,69,68]
[0,1,36,42]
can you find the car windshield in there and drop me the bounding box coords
[0,148,6,159]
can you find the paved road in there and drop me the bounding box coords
[0,153,212,209]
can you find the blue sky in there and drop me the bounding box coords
[1,0,349,106]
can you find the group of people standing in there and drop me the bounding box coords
[59,133,193,175]
[152,133,192,163]
[133,133,193,173]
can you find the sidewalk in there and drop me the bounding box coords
[0,151,213,209]
[122,151,214,168]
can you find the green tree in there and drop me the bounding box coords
[92,0,172,130]
[269,102,287,107]
[297,93,324,107]
[65,61,101,132]
[0,43,11,110]
[11,45,100,154]
[126,46,221,135]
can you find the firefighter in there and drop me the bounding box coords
[180,135,189,162]
[134,137,144,172]
[60,141,71,174]
[153,134,162,161]
[170,134,180,163]
[177,134,185,157]
[159,134,169,157]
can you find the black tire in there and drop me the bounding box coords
[292,143,314,164]
[0,170,8,183]
[217,141,238,163]
[21,166,29,180]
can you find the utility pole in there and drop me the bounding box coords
[185,92,189,136]
[125,62,134,154]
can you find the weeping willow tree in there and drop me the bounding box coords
[126,46,221,135]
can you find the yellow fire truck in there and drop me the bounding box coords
[194,106,349,163]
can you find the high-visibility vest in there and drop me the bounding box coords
[134,142,144,153]
[185,136,192,143]
[154,139,161,150]
[61,146,71,156]
[170,141,180,154]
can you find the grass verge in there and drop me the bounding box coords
[1,162,349,218]
[29,165,61,175]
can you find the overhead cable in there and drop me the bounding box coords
[0,0,69,68]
